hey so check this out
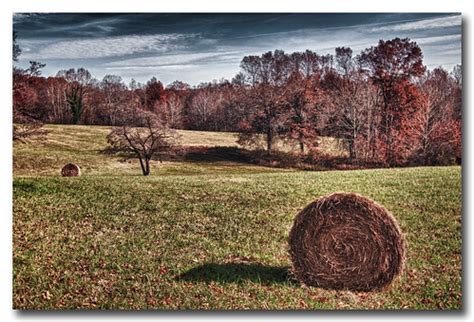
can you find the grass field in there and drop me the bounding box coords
[13,124,462,309]
[13,124,345,176]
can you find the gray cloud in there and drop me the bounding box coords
[19,34,195,60]
[104,51,242,68]
[414,34,462,45]
[370,15,461,32]
[13,13,462,85]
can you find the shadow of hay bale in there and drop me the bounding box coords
[175,263,294,285]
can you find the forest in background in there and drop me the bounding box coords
[13,34,462,167]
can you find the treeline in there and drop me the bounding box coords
[13,37,462,166]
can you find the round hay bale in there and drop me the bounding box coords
[61,163,81,177]
[288,192,405,291]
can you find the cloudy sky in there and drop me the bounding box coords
[13,13,462,86]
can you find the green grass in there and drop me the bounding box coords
[13,125,462,310]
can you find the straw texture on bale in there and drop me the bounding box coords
[288,192,405,291]
[61,163,81,177]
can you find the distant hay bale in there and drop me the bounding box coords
[288,192,405,292]
[61,163,81,177]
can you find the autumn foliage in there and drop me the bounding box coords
[13,37,461,166]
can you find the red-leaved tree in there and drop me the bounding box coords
[359,38,426,165]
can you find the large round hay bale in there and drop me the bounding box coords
[288,192,405,291]
[61,163,81,177]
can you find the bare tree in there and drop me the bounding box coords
[13,31,22,63]
[239,50,291,155]
[164,91,184,128]
[185,84,223,131]
[335,47,354,76]
[282,70,320,154]
[45,77,69,123]
[26,61,46,76]
[415,67,461,164]
[106,112,180,176]
[322,49,379,161]
[57,68,92,124]
[293,50,322,77]
[100,74,129,125]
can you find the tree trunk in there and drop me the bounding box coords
[267,131,273,156]
[422,136,429,166]
[144,158,151,176]
[348,139,356,161]
[380,84,392,166]
[138,156,149,176]
[299,132,305,154]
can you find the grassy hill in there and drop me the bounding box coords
[12,124,462,309]
[13,124,345,177]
